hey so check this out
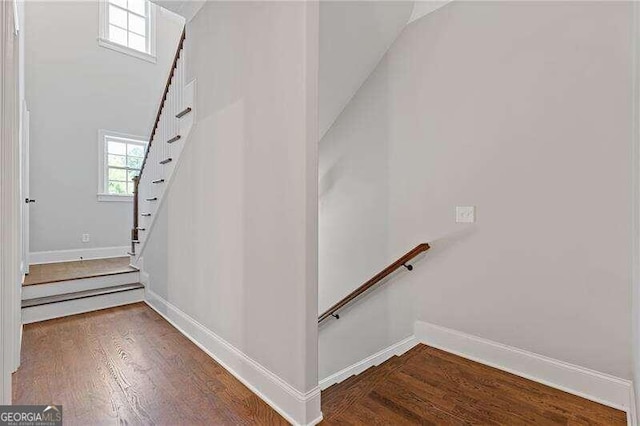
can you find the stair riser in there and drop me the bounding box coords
[22,288,144,324]
[22,271,140,299]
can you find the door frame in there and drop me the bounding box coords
[632,2,640,424]
[20,103,29,275]
[0,0,23,404]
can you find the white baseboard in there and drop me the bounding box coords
[415,320,633,415]
[145,289,322,426]
[29,246,129,264]
[319,335,418,390]
[629,384,638,426]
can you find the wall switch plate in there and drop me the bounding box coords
[456,206,475,223]
[81,233,90,243]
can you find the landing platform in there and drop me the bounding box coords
[14,303,288,424]
[23,256,136,286]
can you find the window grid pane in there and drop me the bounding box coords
[108,5,127,29]
[105,136,147,195]
[128,13,146,36]
[107,0,149,53]
[110,0,127,9]
[108,141,126,155]
[128,0,146,16]
[108,181,127,195]
[108,154,126,167]
[128,32,146,53]
[108,25,127,47]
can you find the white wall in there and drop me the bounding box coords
[140,2,320,424]
[319,1,413,139]
[320,1,633,382]
[26,1,183,253]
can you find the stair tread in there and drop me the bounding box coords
[176,107,192,118]
[23,257,138,286]
[322,350,421,421]
[22,283,144,308]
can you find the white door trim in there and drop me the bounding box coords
[20,104,29,275]
[632,2,640,424]
[0,0,21,404]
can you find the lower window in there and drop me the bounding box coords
[98,130,147,201]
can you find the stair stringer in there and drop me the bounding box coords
[132,78,196,264]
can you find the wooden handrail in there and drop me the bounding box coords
[131,27,186,256]
[318,243,430,323]
[138,27,186,179]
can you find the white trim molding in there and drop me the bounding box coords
[97,129,147,201]
[97,193,133,203]
[0,0,22,403]
[97,38,157,63]
[415,320,634,415]
[630,385,638,426]
[98,0,157,63]
[631,2,640,425]
[145,289,322,426]
[319,335,418,390]
[30,246,129,264]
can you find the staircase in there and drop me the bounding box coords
[20,28,192,324]
[21,257,143,323]
[130,27,194,262]
[321,349,412,423]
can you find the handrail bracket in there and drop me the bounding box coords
[318,243,430,324]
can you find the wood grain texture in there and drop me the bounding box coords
[23,257,137,286]
[13,303,288,426]
[15,304,625,425]
[321,344,627,425]
[319,243,430,323]
[21,283,144,308]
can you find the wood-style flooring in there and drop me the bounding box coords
[13,303,288,425]
[14,303,627,425]
[23,256,136,286]
[320,344,627,425]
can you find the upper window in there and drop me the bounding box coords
[99,0,156,63]
[98,130,147,202]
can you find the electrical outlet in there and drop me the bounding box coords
[456,206,475,223]
[81,233,90,243]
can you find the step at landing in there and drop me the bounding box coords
[22,283,145,324]
[22,257,139,300]
[24,256,136,286]
[22,256,143,324]
[22,283,144,308]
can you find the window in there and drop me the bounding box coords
[98,130,147,202]
[98,0,156,63]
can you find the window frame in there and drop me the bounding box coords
[97,130,147,202]
[98,0,157,63]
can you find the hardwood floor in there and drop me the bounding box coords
[23,257,137,286]
[320,345,627,425]
[15,303,627,425]
[13,303,288,425]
